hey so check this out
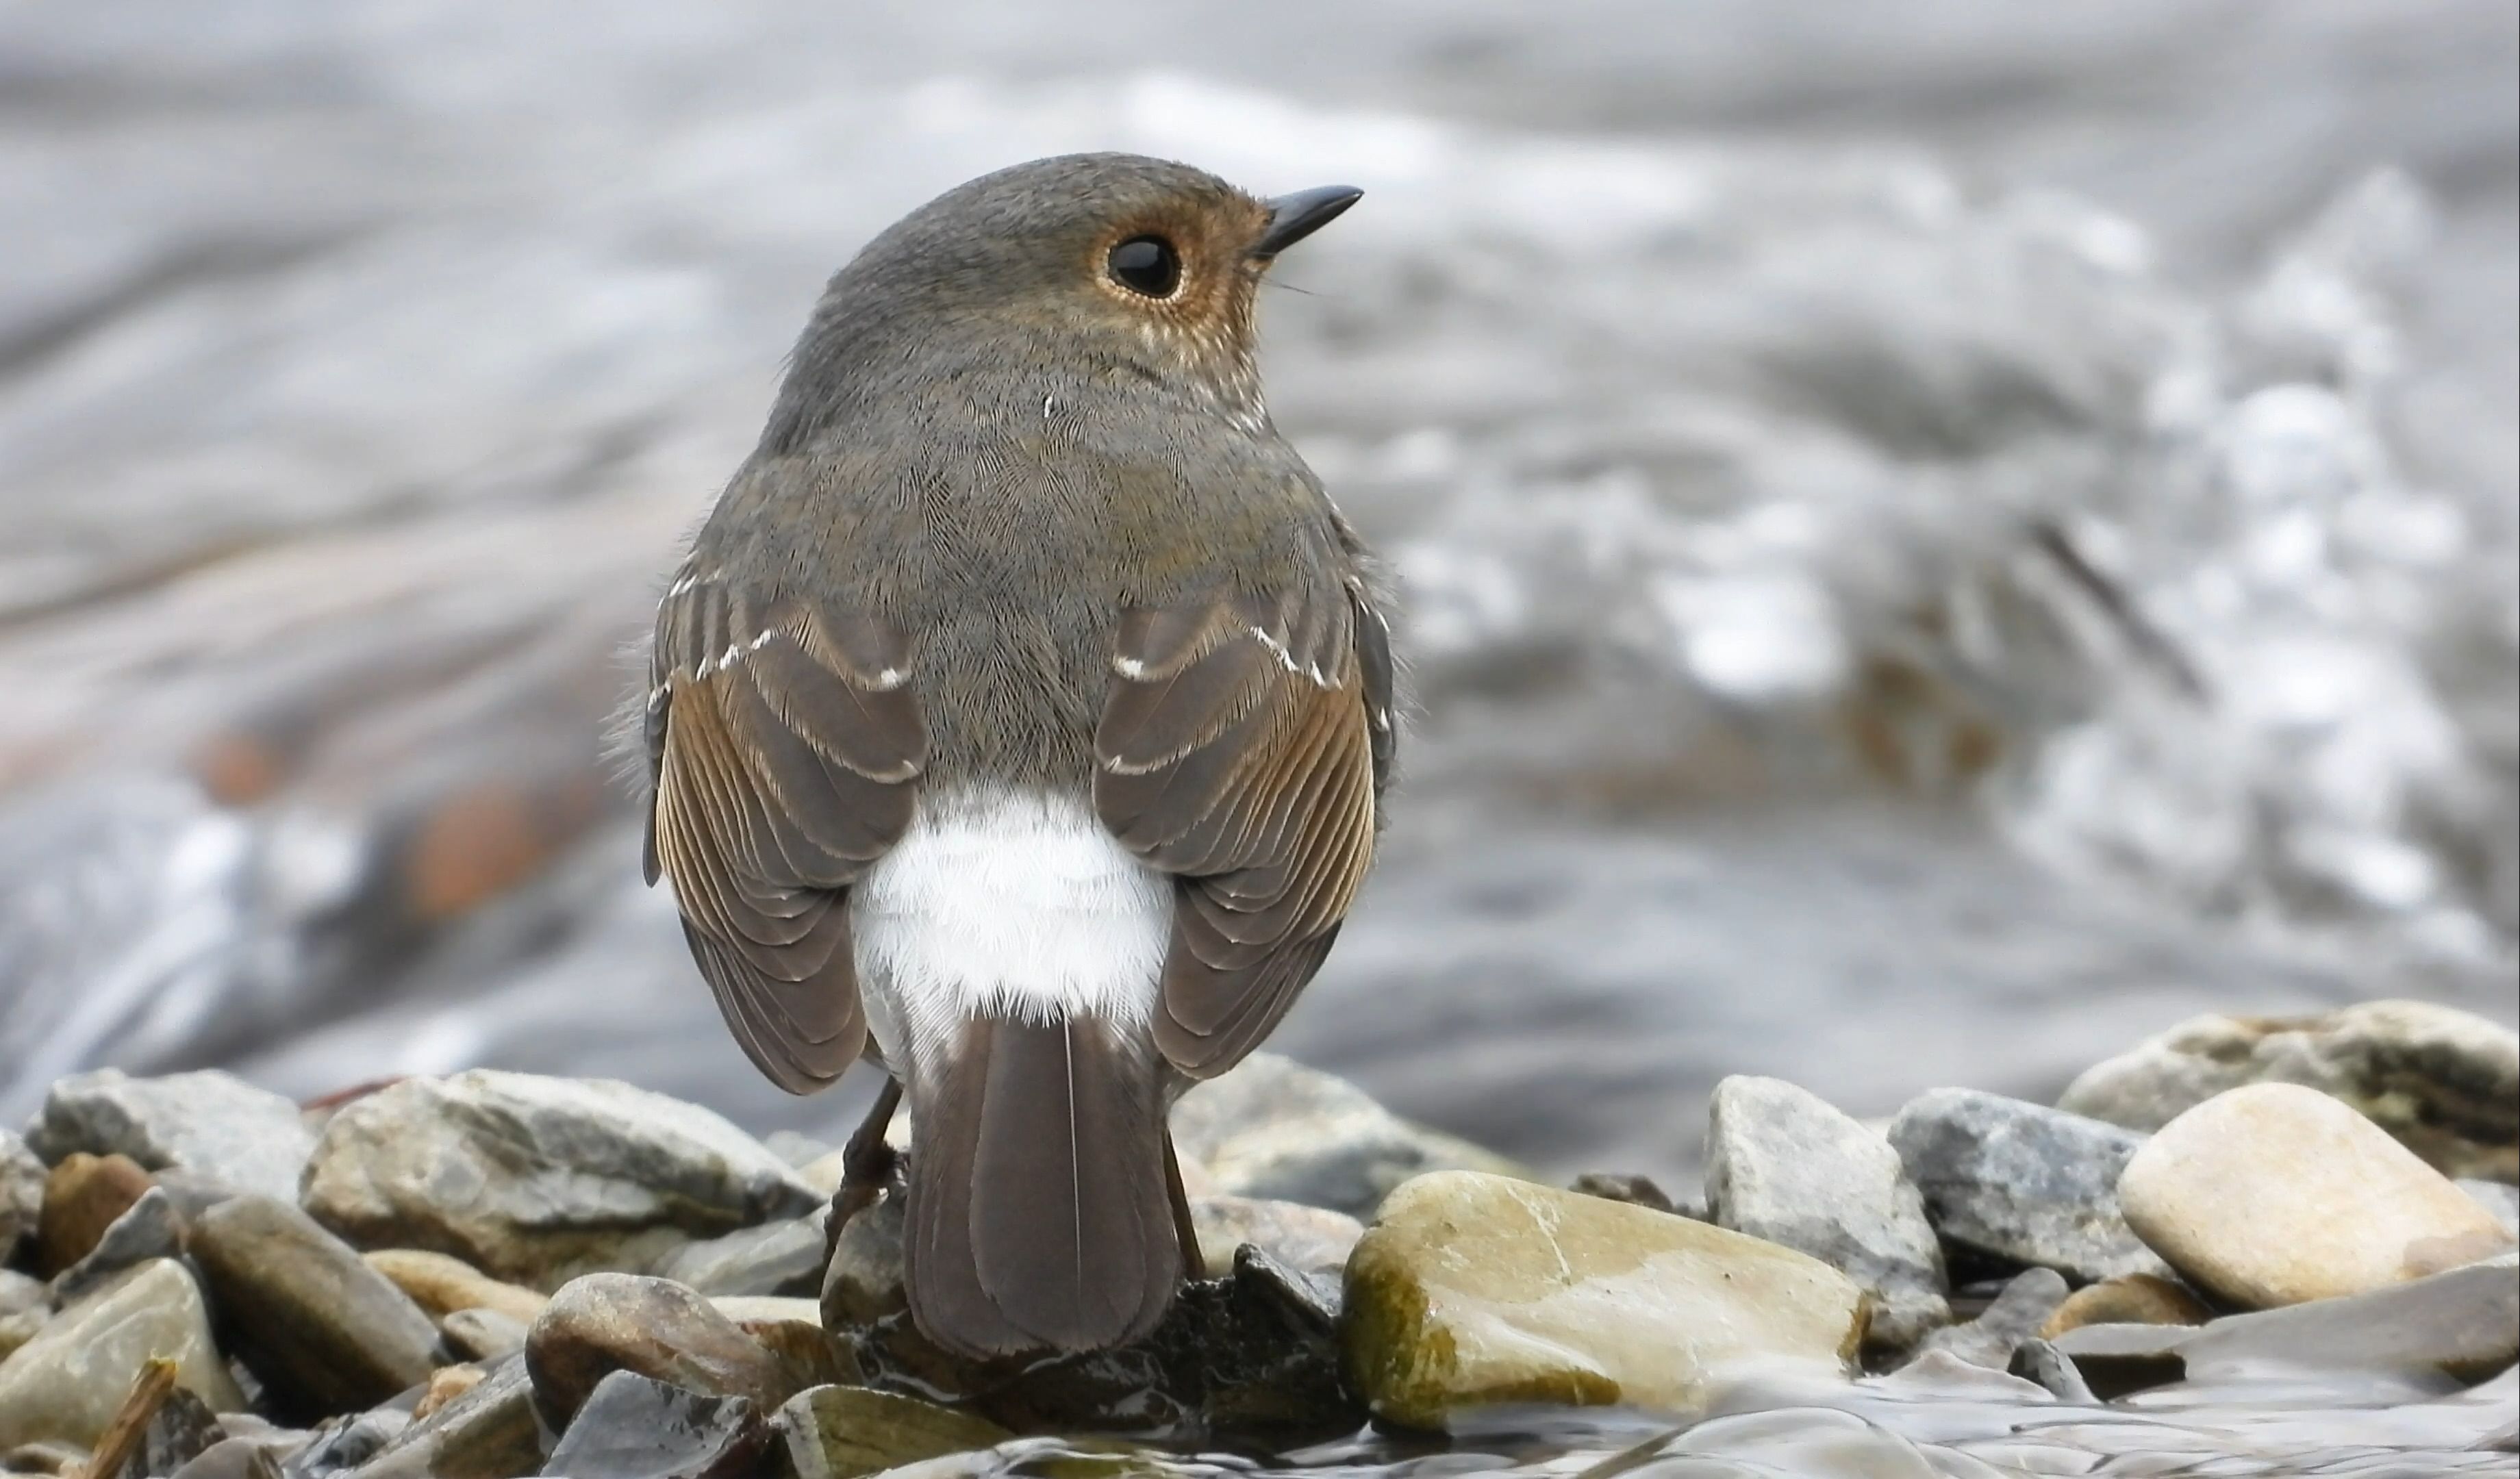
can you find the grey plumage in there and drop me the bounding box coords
[641,153,1389,1357]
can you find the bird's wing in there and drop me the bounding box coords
[644,575,925,1092]
[1095,581,1394,1077]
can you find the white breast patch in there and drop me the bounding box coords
[850,785,1172,1065]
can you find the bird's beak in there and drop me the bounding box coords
[1252,185,1363,259]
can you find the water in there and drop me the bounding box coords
[1,0,2513,1463]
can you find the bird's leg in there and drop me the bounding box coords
[827,1076,904,1250]
[1163,1133,1204,1282]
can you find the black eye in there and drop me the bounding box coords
[1106,236,1181,298]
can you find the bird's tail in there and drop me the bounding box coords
[903,1013,1183,1357]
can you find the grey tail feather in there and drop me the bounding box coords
[903,1015,1182,1358]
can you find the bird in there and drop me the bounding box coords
[637,153,1394,1360]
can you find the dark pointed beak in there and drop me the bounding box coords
[1253,185,1363,259]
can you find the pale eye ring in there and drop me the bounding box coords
[1106,236,1182,298]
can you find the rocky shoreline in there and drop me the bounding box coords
[1,1000,2514,1477]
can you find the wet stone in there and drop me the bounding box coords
[442,1308,530,1363]
[1704,1075,1952,1353]
[301,1070,818,1291]
[26,1070,314,1204]
[524,1274,788,1424]
[34,1152,155,1277]
[1189,1195,1362,1287]
[2119,1083,2516,1309]
[1342,1171,1866,1429]
[281,1408,410,1477]
[1169,1054,1528,1219]
[818,1194,905,1330]
[362,1250,547,1326]
[0,1261,243,1448]
[1887,1088,2168,1282]
[52,1185,183,1303]
[344,1356,540,1479]
[189,1196,441,1419]
[0,1133,38,1269]
[1915,1267,2067,1371]
[2038,1272,2211,1337]
[121,1383,222,1479]
[737,1319,855,1404]
[649,1213,826,1299]
[775,1386,1009,1479]
[541,1371,765,1479]
[2061,1000,2520,1181]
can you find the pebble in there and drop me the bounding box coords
[524,1273,790,1422]
[2061,1000,2520,1181]
[188,1196,442,1418]
[25,1070,314,1204]
[776,1386,1010,1479]
[648,1213,827,1298]
[0,1261,243,1448]
[2118,1082,2516,1309]
[1170,1054,1528,1219]
[819,1193,907,1330]
[50,1185,184,1303]
[1887,1088,2168,1282]
[1916,1267,2067,1371]
[0,1134,38,1269]
[34,1152,155,1276]
[2038,1272,2211,1337]
[1190,1195,1363,1285]
[442,1307,531,1363]
[300,1070,819,1290]
[346,1356,540,1479]
[1341,1170,1865,1428]
[361,1248,549,1326]
[279,1407,409,1474]
[1704,1074,1952,1352]
[540,1370,766,1479]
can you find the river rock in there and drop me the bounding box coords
[818,1194,905,1330]
[443,1308,531,1363]
[1343,1170,1865,1428]
[0,1261,243,1447]
[301,1070,817,1290]
[283,1407,411,1474]
[775,1386,1009,1479]
[540,1371,764,1479]
[0,1274,43,1363]
[1704,1075,1952,1352]
[525,1274,789,1423]
[0,1134,38,1268]
[2060,1000,2520,1182]
[1191,1196,1363,1286]
[650,1215,825,1298]
[2117,1081,2515,1310]
[1169,1054,1527,1219]
[51,1185,183,1302]
[190,1196,441,1417]
[347,1356,541,1479]
[1887,1088,2167,1282]
[1915,1267,2067,1371]
[25,1070,313,1203]
[2039,1272,2211,1337]
[34,1152,155,1276]
[362,1248,549,1329]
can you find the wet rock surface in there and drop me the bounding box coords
[25,1070,312,1203]
[1704,1074,1952,1352]
[648,1214,825,1299]
[1343,1170,1865,1427]
[540,1371,765,1479]
[1888,1087,2169,1282]
[1189,1195,1363,1287]
[189,1196,442,1419]
[346,1356,540,1479]
[774,1386,1011,1479]
[300,1070,818,1290]
[0,1261,242,1448]
[523,1274,789,1424]
[2063,1001,2520,1181]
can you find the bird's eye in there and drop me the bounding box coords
[1106,236,1181,298]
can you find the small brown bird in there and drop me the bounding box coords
[639,154,1391,1358]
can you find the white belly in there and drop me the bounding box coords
[850,785,1172,1068]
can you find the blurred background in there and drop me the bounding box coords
[2,0,2513,1190]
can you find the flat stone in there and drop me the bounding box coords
[346,1356,541,1479]
[0,1261,244,1448]
[25,1070,314,1204]
[1704,1075,1952,1352]
[775,1386,1009,1479]
[1169,1054,1528,1219]
[524,1274,789,1423]
[301,1070,818,1290]
[362,1248,549,1326]
[1887,1088,2168,1282]
[442,1308,531,1363]
[0,1134,38,1269]
[650,1214,826,1298]
[2038,1272,2211,1338]
[541,1371,765,1479]
[0,1274,45,1364]
[188,1196,441,1419]
[2118,1081,2515,1309]
[1190,1196,1363,1285]
[34,1152,155,1276]
[1341,1170,1865,1428]
[51,1185,183,1303]
[2458,1178,2520,1236]
[2060,1000,2520,1181]
[1915,1267,2067,1371]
